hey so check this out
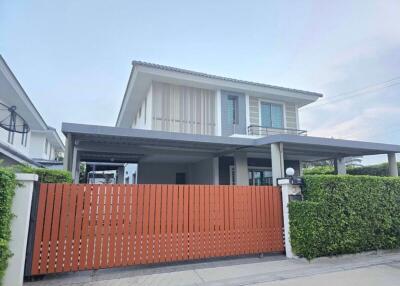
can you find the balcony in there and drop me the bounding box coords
[247,125,307,136]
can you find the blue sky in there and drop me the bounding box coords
[1,0,399,164]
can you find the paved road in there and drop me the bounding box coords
[25,250,400,286]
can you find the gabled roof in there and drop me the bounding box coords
[117,60,323,127]
[131,61,323,97]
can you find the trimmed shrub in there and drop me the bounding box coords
[0,168,17,284]
[347,162,400,176]
[303,166,334,175]
[289,175,400,260]
[304,162,400,176]
[14,165,72,183]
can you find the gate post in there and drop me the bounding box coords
[278,178,301,258]
[3,173,38,286]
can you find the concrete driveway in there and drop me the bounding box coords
[24,250,400,286]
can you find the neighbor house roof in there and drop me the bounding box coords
[0,55,64,150]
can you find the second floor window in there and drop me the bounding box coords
[227,95,239,125]
[261,102,284,128]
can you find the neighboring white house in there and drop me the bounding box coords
[0,55,64,168]
[63,61,399,184]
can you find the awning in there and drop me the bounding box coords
[62,122,400,164]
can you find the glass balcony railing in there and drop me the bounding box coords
[247,125,307,136]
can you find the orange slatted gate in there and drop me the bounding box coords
[28,184,284,275]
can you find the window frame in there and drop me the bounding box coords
[227,95,239,125]
[258,100,286,129]
[229,165,272,185]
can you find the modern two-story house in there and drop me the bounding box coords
[63,61,400,184]
[0,55,64,168]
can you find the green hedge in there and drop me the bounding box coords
[14,165,72,183]
[289,175,400,260]
[304,162,400,176]
[0,169,17,284]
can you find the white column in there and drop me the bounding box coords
[212,157,219,185]
[234,152,249,185]
[335,158,346,175]
[4,173,38,286]
[278,178,300,259]
[271,143,284,186]
[71,149,80,183]
[388,153,398,177]
[63,133,72,171]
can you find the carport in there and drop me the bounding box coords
[62,122,400,184]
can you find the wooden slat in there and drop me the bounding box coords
[30,184,284,275]
[159,185,167,263]
[122,185,132,266]
[154,184,162,263]
[147,184,156,263]
[78,185,92,270]
[135,184,144,264]
[115,185,126,266]
[100,185,112,268]
[71,185,84,271]
[93,185,106,269]
[128,185,138,265]
[39,184,56,274]
[188,185,195,260]
[87,185,100,269]
[56,184,70,273]
[63,184,77,272]
[177,185,184,260]
[172,185,179,261]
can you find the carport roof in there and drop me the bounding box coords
[62,122,400,162]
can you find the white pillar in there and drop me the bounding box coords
[335,158,346,175]
[212,157,219,185]
[278,178,301,259]
[63,133,72,171]
[388,153,398,177]
[71,148,81,183]
[234,152,249,185]
[4,173,38,286]
[271,143,284,186]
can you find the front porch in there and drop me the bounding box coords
[62,123,400,185]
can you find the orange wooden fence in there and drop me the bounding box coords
[30,184,284,275]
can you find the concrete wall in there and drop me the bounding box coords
[29,132,57,160]
[221,90,246,136]
[137,162,189,184]
[188,158,215,184]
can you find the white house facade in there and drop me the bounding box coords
[63,61,399,184]
[0,55,64,168]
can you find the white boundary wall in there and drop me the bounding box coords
[3,173,38,286]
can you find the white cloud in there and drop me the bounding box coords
[308,106,400,141]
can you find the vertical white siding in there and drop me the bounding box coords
[285,102,298,129]
[151,82,216,135]
[249,96,260,126]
